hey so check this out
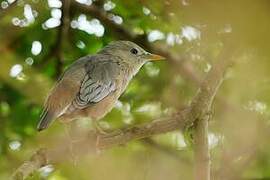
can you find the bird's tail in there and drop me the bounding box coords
[37,108,55,131]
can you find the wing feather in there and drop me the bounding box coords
[37,55,121,130]
[68,60,119,112]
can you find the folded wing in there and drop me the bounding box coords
[37,55,120,131]
[65,59,120,114]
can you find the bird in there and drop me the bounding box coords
[37,41,165,132]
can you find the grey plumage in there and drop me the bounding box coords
[37,41,164,131]
[71,58,119,110]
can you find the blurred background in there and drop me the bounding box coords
[1,0,270,179]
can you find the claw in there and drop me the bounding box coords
[93,121,109,135]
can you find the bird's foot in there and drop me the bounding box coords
[93,121,110,135]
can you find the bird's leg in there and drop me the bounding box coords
[93,120,109,152]
[63,123,78,166]
[58,113,76,123]
[93,120,110,135]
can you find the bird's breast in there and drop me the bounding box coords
[82,91,119,120]
[118,69,133,94]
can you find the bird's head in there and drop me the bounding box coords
[99,41,165,67]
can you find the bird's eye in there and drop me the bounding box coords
[130,48,138,55]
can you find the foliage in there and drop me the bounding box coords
[1,0,270,179]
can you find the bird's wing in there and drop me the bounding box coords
[67,58,120,112]
[37,56,93,131]
[38,55,120,130]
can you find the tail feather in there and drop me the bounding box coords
[37,108,55,131]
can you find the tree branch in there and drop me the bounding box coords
[12,149,48,180]
[12,44,232,179]
[191,47,231,180]
[194,115,210,180]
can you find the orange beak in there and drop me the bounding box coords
[144,53,165,61]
